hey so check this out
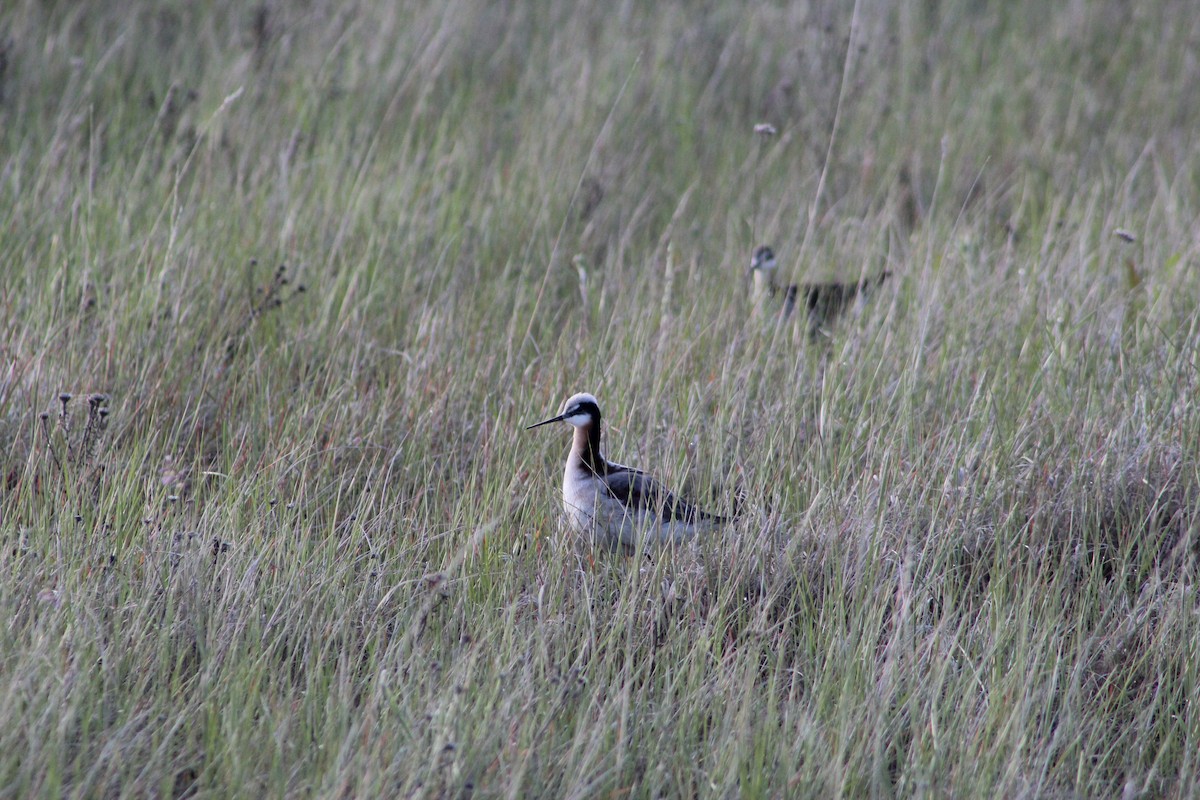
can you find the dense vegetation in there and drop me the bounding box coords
[1,1,1197,796]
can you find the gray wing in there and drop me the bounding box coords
[602,467,719,524]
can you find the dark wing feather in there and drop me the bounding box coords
[602,467,717,524]
[802,271,891,329]
[802,281,854,319]
[777,284,798,319]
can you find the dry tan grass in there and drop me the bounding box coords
[0,1,1198,796]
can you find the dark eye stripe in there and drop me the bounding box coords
[567,401,601,420]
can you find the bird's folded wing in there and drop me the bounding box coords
[602,467,706,523]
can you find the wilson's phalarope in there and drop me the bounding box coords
[527,392,727,547]
[750,244,892,335]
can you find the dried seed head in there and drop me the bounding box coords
[98,408,110,418]
[1114,228,1136,243]
[59,392,72,404]
[753,122,778,137]
[39,411,50,421]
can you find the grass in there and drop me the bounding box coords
[1,0,1198,796]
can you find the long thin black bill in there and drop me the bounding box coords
[526,413,566,430]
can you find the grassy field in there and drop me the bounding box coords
[1,0,1198,796]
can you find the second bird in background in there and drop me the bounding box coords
[749,244,892,337]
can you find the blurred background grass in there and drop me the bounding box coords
[0,1,1197,796]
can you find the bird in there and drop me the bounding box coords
[527,392,728,547]
[749,244,892,335]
